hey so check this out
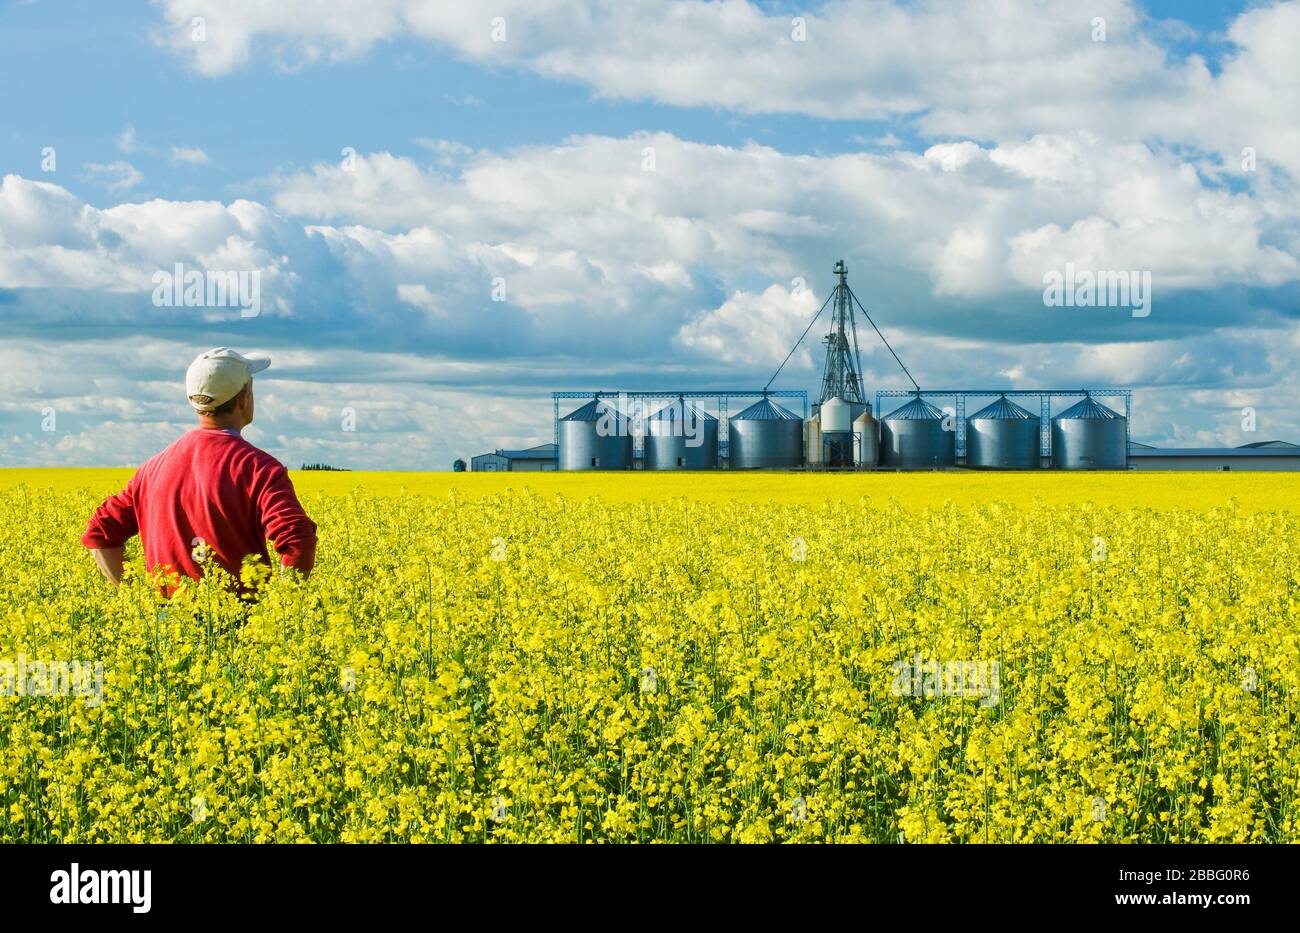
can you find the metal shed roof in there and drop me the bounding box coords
[497,444,558,460]
[1129,447,1300,458]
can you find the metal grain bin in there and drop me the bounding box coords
[1051,396,1127,470]
[729,397,803,469]
[966,395,1040,469]
[820,396,855,466]
[854,406,879,467]
[820,396,853,433]
[645,399,718,470]
[558,398,632,470]
[805,414,823,466]
[880,396,954,468]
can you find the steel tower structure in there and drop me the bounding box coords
[818,260,866,404]
[766,258,918,401]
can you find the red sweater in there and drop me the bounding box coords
[82,429,317,586]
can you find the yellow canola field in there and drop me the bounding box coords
[7,466,1294,510]
[1,469,1298,842]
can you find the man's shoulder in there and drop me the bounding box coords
[136,432,194,473]
[153,430,287,473]
[220,433,289,475]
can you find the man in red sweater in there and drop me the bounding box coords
[82,347,317,590]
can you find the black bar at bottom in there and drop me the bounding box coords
[0,843,1287,920]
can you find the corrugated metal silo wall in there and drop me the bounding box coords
[1051,418,1128,469]
[966,418,1041,469]
[645,420,719,469]
[880,419,955,467]
[559,421,633,470]
[729,419,804,468]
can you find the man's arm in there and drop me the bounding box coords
[91,546,126,585]
[257,465,318,578]
[82,477,140,585]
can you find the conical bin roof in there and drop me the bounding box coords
[1056,397,1122,420]
[969,395,1037,420]
[648,400,717,422]
[732,398,800,421]
[561,398,629,428]
[883,396,946,420]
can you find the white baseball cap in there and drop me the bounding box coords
[185,347,271,411]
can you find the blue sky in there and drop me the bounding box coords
[2,0,1298,468]
[0,0,906,199]
[0,0,1253,198]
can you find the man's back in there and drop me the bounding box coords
[83,428,317,585]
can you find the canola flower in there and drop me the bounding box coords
[0,470,1298,843]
